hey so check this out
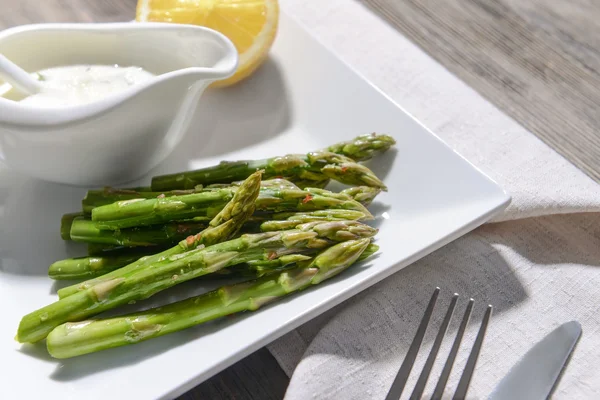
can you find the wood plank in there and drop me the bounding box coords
[362,0,600,182]
[0,1,289,399]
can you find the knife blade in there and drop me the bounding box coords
[488,320,581,400]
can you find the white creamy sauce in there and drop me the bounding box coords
[15,65,155,107]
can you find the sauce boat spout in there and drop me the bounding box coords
[0,22,239,186]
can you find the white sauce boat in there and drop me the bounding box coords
[0,22,238,185]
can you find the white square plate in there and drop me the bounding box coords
[0,13,510,400]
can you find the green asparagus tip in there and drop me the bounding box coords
[326,133,396,161]
[358,243,379,261]
[310,238,371,284]
[298,220,378,241]
[340,186,382,205]
[321,163,388,191]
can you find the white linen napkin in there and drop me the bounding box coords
[269,1,600,398]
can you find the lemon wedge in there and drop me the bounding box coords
[136,0,279,87]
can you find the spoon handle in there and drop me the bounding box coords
[0,54,42,95]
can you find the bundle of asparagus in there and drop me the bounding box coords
[47,239,376,358]
[16,133,395,358]
[53,134,392,280]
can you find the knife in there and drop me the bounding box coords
[488,321,582,400]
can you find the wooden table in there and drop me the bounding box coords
[2,0,598,398]
[362,0,600,183]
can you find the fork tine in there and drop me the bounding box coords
[452,304,493,400]
[431,298,474,400]
[385,287,440,400]
[409,293,459,400]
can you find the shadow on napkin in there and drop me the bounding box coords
[275,211,600,399]
[483,212,600,268]
[269,230,527,378]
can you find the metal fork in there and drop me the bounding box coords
[385,287,493,400]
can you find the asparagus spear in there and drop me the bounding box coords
[48,254,143,280]
[58,241,377,286]
[60,212,83,240]
[53,243,174,282]
[230,242,379,278]
[204,178,300,191]
[70,218,208,247]
[226,254,315,278]
[91,189,232,225]
[82,187,202,214]
[260,209,368,231]
[340,186,382,206]
[299,187,354,201]
[46,238,372,358]
[81,179,300,213]
[321,162,387,189]
[91,187,372,230]
[300,186,382,206]
[17,222,377,343]
[220,238,378,279]
[326,133,396,162]
[295,221,378,242]
[87,243,167,256]
[150,134,393,191]
[49,251,317,281]
[57,171,263,300]
[360,242,379,260]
